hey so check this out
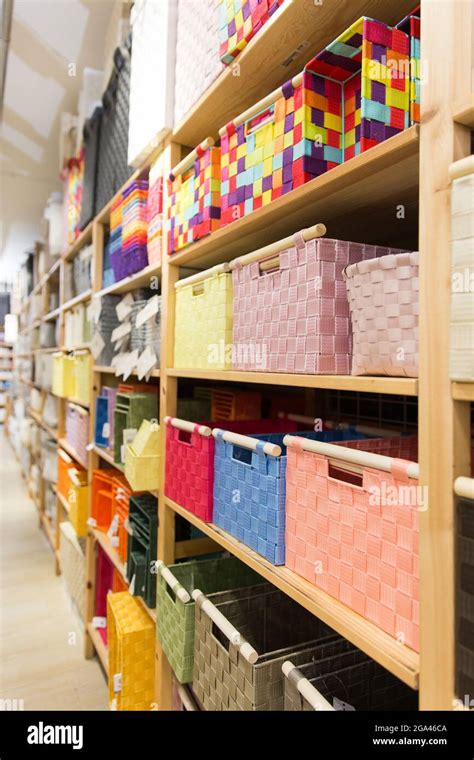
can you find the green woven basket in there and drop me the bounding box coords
[113,393,158,463]
[156,556,264,683]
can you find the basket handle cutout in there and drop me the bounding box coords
[191,283,205,297]
[192,589,258,664]
[232,445,253,466]
[177,429,192,445]
[327,463,363,488]
[245,105,275,137]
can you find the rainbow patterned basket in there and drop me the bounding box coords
[219,0,285,64]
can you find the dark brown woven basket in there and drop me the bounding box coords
[457,496,474,699]
[193,583,340,711]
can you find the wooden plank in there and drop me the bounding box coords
[452,382,474,402]
[170,128,418,270]
[58,437,88,468]
[94,262,161,298]
[418,0,473,710]
[175,537,221,559]
[165,496,419,689]
[167,368,418,397]
[86,622,109,675]
[57,490,70,514]
[453,94,474,128]
[91,528,126,578]
[94,365,160,378]
[93,445,123,472]
[61,290,92,312]
[62,222,93,262]
[172,0,418,146]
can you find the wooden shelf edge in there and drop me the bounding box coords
[453,94,474,128]
[58,437,88,468]
[93,445,124,471]
[94,262,161,299]
[62,223,93,262]
[57,490,70,514]
[93,365,160,378]
[452,381,474,402]
[61,290,92,312]
[86,622,109,676]
[166,368,418,397]
[165,496,419,689]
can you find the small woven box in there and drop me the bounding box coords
[156,556,263,683]
[343,251,419,377]
[65,402,89,468]
[52,352,75,398]
[59,521,85,618]
[124,421,160,492]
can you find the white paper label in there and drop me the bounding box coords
[333,697,355,711]
[136,346,157,380]
[122,349,139,382]
[102,422,110,438]
[129,574,136,595]
[87,516,97,527]
[110,536,119,548]
[86,442,95,451]
[113,673,122,693]
[90,296,102,323]
[92,616,106,629]
[111,321,131,343]
[108,514,119,538]
[116,293,134,321]
[136,295,159,329]
[91,332,105,360]
[110,698,117,711]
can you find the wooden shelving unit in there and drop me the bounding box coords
[8,0,472,713]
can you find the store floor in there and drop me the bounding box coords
[0,432,108,710]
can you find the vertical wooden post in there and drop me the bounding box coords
[418,0,472,710]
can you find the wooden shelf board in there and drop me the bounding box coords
[28,407,58,440]
[58,437,88,468]
[57,490,70,514]
[93,445,124,472]
[453,94,474,128]
[34,346,60,353]
[91,527,126,578]
[167,368,417,397]
[62,223,93,262]
[61,290,92,312]
[94,262,161,299]
[452,382,474,402]
[172,0,418,146]
[60,344,91,353]
[65,396,90,409]
[169,127,419,270]
[42,307,61,322]
[93,365,160,378]
[165,496,419,689]
[86,622,109,675]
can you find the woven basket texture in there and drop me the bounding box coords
[126,493,157,608]
[72,353,91,404]
[107,592,155,710]
[218,0,285,64]
[174,269,232,370]
[457,496,474,699]
[52,353,75,398]
[65,403,89,468]
[344,251,419,377]
[232,237,406,374]
[59,521,85,618]
[450,169,474,381]
[79,106,102,230]
[285,440,420,651]
[113,393,158,464]
[156,556,263,683]
[193,584,338,710]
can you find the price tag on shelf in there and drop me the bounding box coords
[136,346,157,380]
[116,293,134,321]
[136,295,159,328]
[86,442,95,452]
[122,349,139,382]
[110,536,119,548]
[107,514,119,538]
[129,574,136,596]
[111,321,131,344]
[90,296,102,323]
[333,697,355,711]
[90,332,105,360]
[113,673,122,694]
[102,422,110,438]
[92,616,106,629]
[87,517,97,528]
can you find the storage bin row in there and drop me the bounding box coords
[52,350,91,404]
[165,415,419,650]
[167,11,421,254]
[65,403,90,469]
[156,555,418,711]
[173,226,419,377]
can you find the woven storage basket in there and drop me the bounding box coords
[456,477,474,701]
[219,0,285,64]
[396,8,421,125]
[231,227,405,374]
[156,556,264,683]
[284,435,420,651]
[112,476,132,563]
[114,392,159,465]
[65,402,89,468]
[59,521,85,618]
[213,427,371,565]
[344,251,419,377]
[147,154,164,265]
[125,421,160,494]
[56,450,89,538]
[95,544,114,645]
[164,417,301,523]
[174,265,232,370]
[283,653,417,711]
[168,139,221,254]
[72,245,92,295]
[193,583,340,710]
[211,389,261,420]
[79,105,102,230]
[72,351,91,404]
[126,493,158,607]
[107,591,155,711]
[52,352,75,397]
[91,470,116,532]
[450,157,474,381]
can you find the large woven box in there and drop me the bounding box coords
[107,592,155,711]
[113,392,159,464]
[126,493,157,608]
[95,543,114,645]
[168,140,221,254]
[213,427,370,564]
[283,651,417,711]
[71,351,91,404]
[124,421,160,492]
[52,352,75,397]
[284,435,420,651]
[59,521,85,618]
[218,0,285,64]
[344,251,419,377]
[65,402,89,468]
[450,157,474,381]
[220,17,409,226]
[164,417,301,523]
[174,265,232,370]
[193,583,338,710]
[156,557,263,683]
[456,481,474,700]
[396,8,421,125]
[232,228,405,374]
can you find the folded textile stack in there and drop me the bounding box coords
[121,180,149,276]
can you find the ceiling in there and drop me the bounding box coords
[0,0,116,282]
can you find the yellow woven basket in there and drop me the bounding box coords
[72,351,91,404]
[52,352,75,398]
[107,592,155,711]
[124,421,161,491]
[67,468,89,538]
[174,264,233,370]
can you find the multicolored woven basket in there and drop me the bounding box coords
[219,0,285,64]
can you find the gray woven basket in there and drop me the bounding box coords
[193,584,338,710]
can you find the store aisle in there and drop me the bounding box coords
[0,433,108,710]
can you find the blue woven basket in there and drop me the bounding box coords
[94,395,109,448]
[213,428,368,565]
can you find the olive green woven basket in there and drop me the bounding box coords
[155,556,264,683]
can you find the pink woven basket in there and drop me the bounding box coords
[343,251,419,377]
[284,434,420,651]
[231,229,406,374]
